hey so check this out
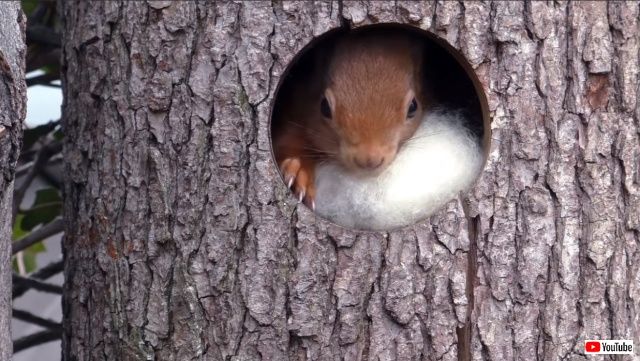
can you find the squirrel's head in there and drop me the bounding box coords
[314,33,426,173]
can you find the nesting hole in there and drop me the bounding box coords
[270,24,490,231]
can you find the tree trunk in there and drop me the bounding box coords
[60,1,640,360]
[0,1,26,359]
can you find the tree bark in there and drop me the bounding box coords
[0,1,26,359]
[61,1,639,361]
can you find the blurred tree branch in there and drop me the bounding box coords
[12,309,61,330]
[12,274,62,295]
[12,259,63,299]
[12,141,62,221]
[12,218,63,255]
[26,70,60,87]
[13,329,62,354]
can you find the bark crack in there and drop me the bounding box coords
[457,201,478,361]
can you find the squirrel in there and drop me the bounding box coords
[273,29,484,230]
[273,30,429,210]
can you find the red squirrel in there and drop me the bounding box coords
[274,31,428,209]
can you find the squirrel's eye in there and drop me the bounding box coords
[407,98,418,119]
[320,97,332,119]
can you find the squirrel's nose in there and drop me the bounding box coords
[354,154,385,170]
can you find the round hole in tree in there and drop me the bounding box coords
[270,24,490,231]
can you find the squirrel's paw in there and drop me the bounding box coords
[280,157,316,210]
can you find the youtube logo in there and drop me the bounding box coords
[584,340,633,354]
[585,341,601,353]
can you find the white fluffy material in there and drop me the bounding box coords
[314,109,484,231]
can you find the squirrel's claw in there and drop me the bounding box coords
[280,156,316,209]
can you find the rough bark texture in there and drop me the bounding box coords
[61,1,640,361]
[0,1,26,359]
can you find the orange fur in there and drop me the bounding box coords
[274,31,427,207]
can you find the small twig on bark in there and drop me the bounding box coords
[11,218,63,255]
[12,274,62,296]
[13,259,63,299]
[12,309,62,330]
[13,329,62,354]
